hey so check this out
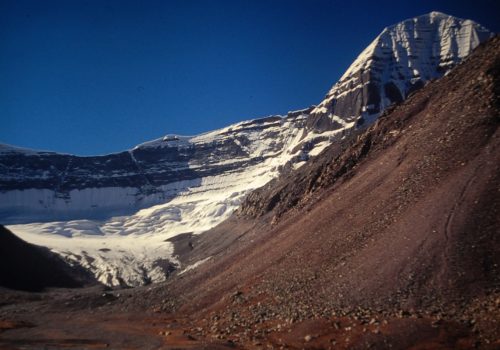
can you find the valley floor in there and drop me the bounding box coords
[0,285,499,350]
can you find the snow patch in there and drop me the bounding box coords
[178,257,212,275]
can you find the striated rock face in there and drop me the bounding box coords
[308,11,492,130]
[0,113,312,223]
[0,12,493,287]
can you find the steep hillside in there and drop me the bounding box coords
[152,36,500,349]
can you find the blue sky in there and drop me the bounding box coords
[1,0,499,155]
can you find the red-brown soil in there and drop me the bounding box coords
[1,37,499,349]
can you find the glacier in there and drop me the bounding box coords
[6,113,349,286]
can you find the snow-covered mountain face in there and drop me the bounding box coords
[1,110,340,224]
[309,11,492,129]
[2,12,492,287]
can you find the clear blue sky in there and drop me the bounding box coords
[1,0,499,155]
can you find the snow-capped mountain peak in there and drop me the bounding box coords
[310,12,492,128]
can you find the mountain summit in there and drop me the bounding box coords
[309,11,492,129]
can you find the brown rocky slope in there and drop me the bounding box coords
[150,36,500,348]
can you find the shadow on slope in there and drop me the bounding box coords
[0,225,98,292]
